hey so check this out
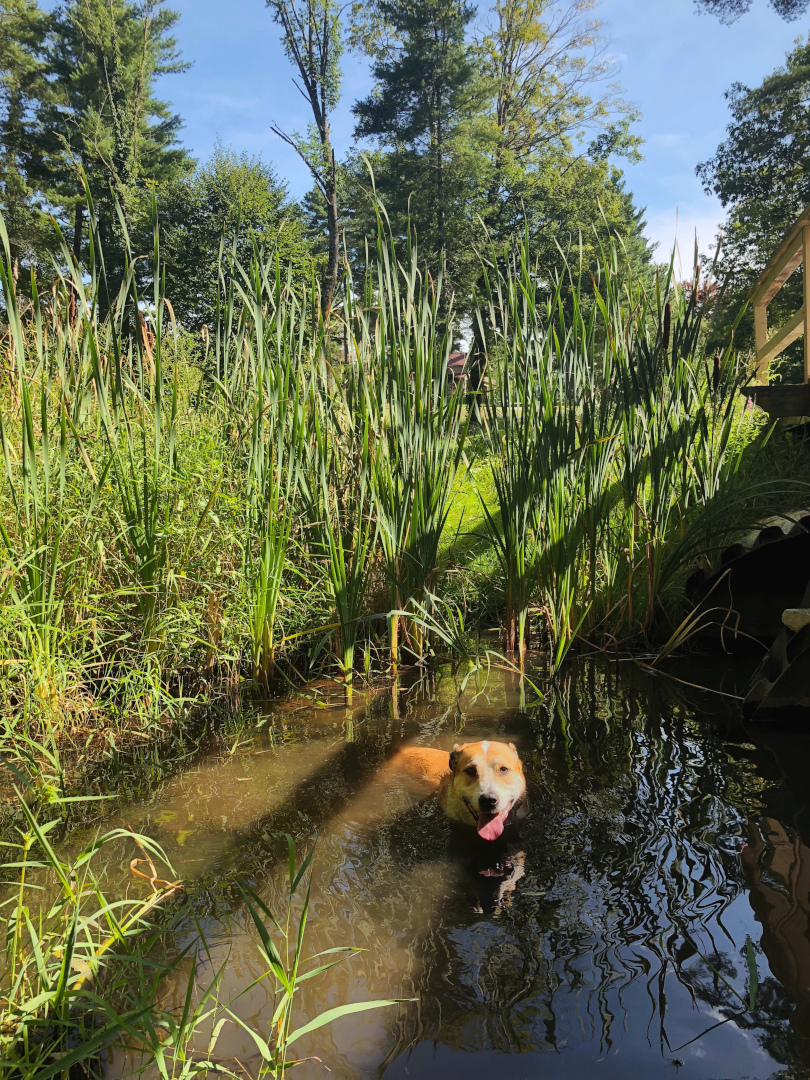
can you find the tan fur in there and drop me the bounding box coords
[382,746,452,788]
[386,741,526,829]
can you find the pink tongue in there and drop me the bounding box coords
[477,808,509,840]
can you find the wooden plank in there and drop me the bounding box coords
[741,382,810,418]
[805,226,810,381]
[757,305,806,367]
[754,304,768,382]
[751,204,810,307]
[752,240,803,308]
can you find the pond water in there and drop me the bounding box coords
[101,658,810,1080]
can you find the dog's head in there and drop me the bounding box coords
[448,741,526,840]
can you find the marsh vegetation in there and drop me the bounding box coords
[1,192,803,755]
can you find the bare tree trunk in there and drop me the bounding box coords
[436,101,445,278]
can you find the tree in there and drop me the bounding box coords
[266,0,343,315]
[694,0,808,22]
[466,0,647,373]
[352,0,478,286]
[36,0,191,284]
[697,35,810,364]
[159,144,318,330]
[0,0,56,278]
[481,0,640,240]
[346,0,648,326]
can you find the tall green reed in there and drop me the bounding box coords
[476,246,543,659]
[303,296,377,697]
[356,215,467,666]
[0,217,99,711]
[475,227,799,667]
[223,839,403,1078]
[232,251,310,689]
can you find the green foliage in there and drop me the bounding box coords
[0,185,805,761]
[0,0,192,295]
[0,0,56,277]
[694,0,808,22]
[697,34,810,370]
[160,145,317,331]
[346,0,650,313]
[226,840,404,1077]
[0,796,181,1079]
[358,213,469,665]
[0,802,401,1079]
[351,0,481,306]
[303,327,377,691]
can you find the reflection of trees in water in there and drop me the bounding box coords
[147,661,810,1078]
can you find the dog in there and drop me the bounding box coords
[385,740,528,841]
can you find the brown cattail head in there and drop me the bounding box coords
[662,302,671,352]
[713,354,721,393]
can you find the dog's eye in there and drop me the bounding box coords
[499,765,510,774]
[464,766,477,778]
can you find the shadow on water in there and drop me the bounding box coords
[94,658,810,1080]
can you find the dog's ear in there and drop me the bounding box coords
[508,742,517,752]
[449,743,464,772]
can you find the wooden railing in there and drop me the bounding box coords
[752,204,810,385]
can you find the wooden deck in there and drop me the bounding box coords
[743,204,810,417]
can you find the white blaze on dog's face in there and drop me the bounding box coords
[448,741,526,841]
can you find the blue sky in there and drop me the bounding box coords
[159,0,804,260]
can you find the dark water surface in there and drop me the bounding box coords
[101,658,810,1080]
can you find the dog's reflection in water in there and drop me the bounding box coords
[449,829,527,915]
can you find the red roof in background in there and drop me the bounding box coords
[448,352,467,367]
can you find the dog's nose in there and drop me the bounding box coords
[478,793,498,813]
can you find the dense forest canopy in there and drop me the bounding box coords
[0,0,807,340]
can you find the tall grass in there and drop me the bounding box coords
[356,219,468,666]
[0,190,805,757]
[0,797,181,1079]
[474,230,805,668]
[236,255,310,689]
[303,309,376,696]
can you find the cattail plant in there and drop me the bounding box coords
[476,241,544,660]
[76,194,185,652]
[357,213,468,667]
[302,283,377,698]
[237,251,310,689]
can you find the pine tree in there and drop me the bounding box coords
[352,0,478,282]
[37,0,191,281]
[0,0,54,278]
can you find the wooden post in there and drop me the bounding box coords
[754,303,768,384]
[804,225,810,383]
